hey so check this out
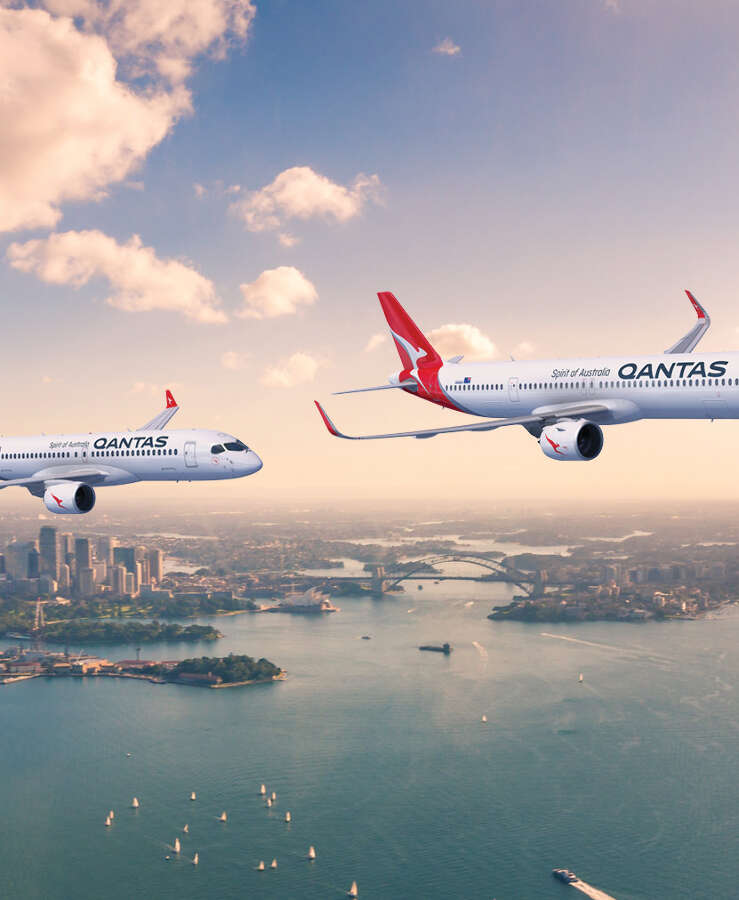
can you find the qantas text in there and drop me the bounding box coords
[93,435,169,450]
[617,360,728,380]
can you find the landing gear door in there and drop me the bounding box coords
[508,377,520,402]
[184,440,198,468]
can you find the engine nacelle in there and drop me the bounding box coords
[539,419,603,461]
[43,482,96,515]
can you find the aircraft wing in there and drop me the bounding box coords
[665,291,710,354]
[0,467,115,490]
[139,389,179,430]
[314,401,611,441]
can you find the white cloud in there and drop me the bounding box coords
[231,166,381,234]
[221,350,250,371]
[365,333,388,352]
[433,38,461,56]
[7,230,226,324]
[513,341,535,358]
[0,7,190,233]
[42,0,256,86]
[237,266,317,319]
[603,0,621,12]
[427,323,496,360]
[260,352,322,389]
[278,233,299,248]
[194,182,207,198]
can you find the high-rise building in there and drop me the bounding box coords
[114,546,136,574]
[111,564,127,596]
[148,549,164,583]
[6,542,31,579]
[75,538,93,570]
[28,547,40,579]
[39,526,60,580]
[59,533,74,556]
[58,563,71,592]
[97,536,117,566]
[78,567,96,598]
[125,572,136,596]
[139,558,150,586]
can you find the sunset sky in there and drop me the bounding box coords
[2,0,739,511]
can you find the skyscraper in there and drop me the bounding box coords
[97,536,117,566]
[113,546,136,574]
[75,538,93,570]
[148,549,164,583]
[39,526,60,580]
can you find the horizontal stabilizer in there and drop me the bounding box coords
[665,290,710,354]
[333,380,416,396]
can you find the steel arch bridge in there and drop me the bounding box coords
[384,553,537,595]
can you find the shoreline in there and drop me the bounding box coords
[1,670,285,689]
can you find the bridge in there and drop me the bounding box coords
[375,554,538,597]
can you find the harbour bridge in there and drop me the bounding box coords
[372,553,538,597]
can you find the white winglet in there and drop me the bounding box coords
[139,389,179,431]
[665,290,710,354]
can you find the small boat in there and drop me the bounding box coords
[190,791,196,801]
[174,838,181,854]
[285,811,291,823]
[270,791,277,801]
[347,881,358,897]
[192,853,199,866]
[481,715,488,723]
[219,811,227,822]
[259,784,266,795]
[126,752,132,758]
[266,798,272,808]
[104,816,111,827]
[270,859,277,869]
[109,810,115,820]
[164,855,171,861]
[131,797,139,809]
[256,860,265,871]
[579,673,584,683]
[183,824,189,833]
[307,846,316,860]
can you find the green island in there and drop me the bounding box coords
[36,620,221,644]
[147,654,283,687]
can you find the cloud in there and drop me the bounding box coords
[130,381,183,397]
[237,266,317,319]
[278,233,299,248]
[8,230,226,323]
[427,323,496,360]
[433,38,461,56]
[260,352,322,388]
[231,166,381,234]
[42,0,256,86]
[513,341,535,358]
[194,182,207,198]
[365,333,388,352]
[0,7,190,233]
[221,350,250,371]
[603,0,621,12]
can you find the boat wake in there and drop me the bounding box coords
[571,878,617,900]
[472,641,488,661]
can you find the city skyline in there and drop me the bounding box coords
[3,1,739,507]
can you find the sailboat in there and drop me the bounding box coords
[219,811,227,822]
[190,791,196,801]
[192,853,199,866]
[481,714,487,723]
[131,797,139,809]
[285,811,291,823]
[183,824,189,834]
[256,861,265,871]
[270,791,277,802]
[270,859,277,869]
[266,798,272,808]
[174,838,181,854]
[104,815,111,827]
[109,810,115,820]
[259,784,266,795]
[307,846,316,860]
[347,881,358,897]
[579,673,584,683]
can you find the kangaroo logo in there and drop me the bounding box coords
[545,435,565,455]
[389,328,430,395]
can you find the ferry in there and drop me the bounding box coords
[552,868,578,883]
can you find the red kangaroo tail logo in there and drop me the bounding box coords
[51,493,65,509]
[545,435,565,455]
[377,292,441,370]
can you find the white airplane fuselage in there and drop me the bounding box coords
[0,428,262,486]
[429,351,739,423]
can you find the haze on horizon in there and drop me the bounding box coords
[1,0,739,512]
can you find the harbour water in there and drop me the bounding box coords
[3,578,739,899]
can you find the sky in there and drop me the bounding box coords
[2,0,739,512]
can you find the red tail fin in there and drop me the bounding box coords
[377,292,441,370]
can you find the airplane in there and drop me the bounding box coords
[0,390,262,514]
[315,289,732,460]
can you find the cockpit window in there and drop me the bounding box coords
[224,440,248,452]
[210,444,225,454]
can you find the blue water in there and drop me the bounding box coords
[3,579,739,899]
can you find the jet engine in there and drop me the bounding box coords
[539,420,603,461]
[43,482,96,514]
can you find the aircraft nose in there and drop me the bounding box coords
[246,449,263,474]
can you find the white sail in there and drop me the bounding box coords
[270,859,277,869]
[579,673,584,683]
[192,853,199,866]
[308,846,316,860]
[259,784,266,795]
[190,792,196,801]
[270,791,277,801]
[257,861,265,871]
[481,714,487,723]
[131,797,139,808]
[174,838,181,854]
[109,810,115,819]
[285,811,291,822]
[266,798,272,807]
[104,816,111,827]
[348,881,358,897]
[219,811,227,822]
